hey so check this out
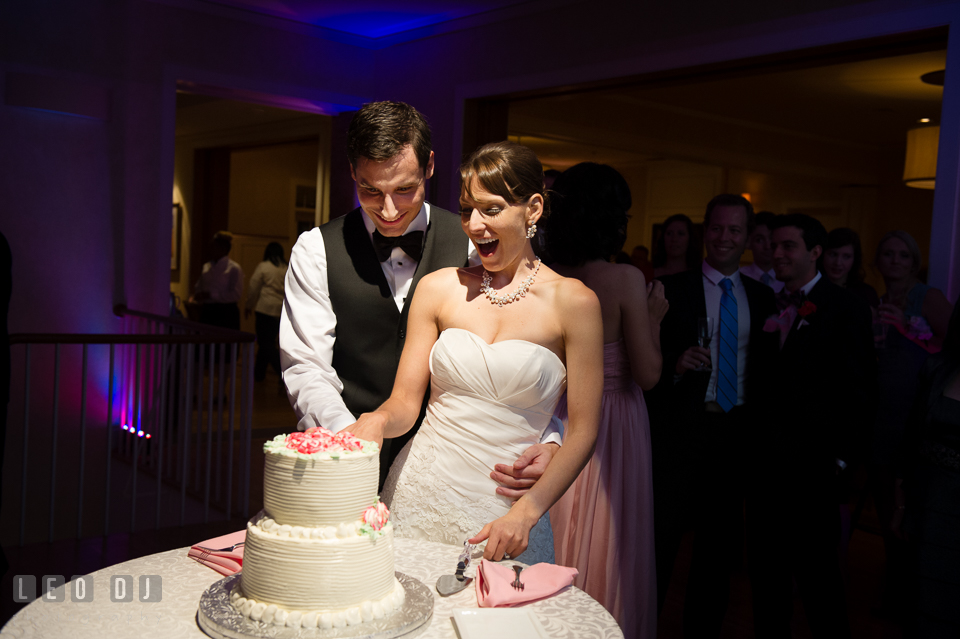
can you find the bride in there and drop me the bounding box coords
[348,141,602,562]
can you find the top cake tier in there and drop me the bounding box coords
[262,429,380,528]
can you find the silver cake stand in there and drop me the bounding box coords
[197,572,433,639]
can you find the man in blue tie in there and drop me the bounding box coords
[649,194,778,637]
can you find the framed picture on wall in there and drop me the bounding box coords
[172,203,182,272]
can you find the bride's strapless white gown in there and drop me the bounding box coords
[381,328,567,564]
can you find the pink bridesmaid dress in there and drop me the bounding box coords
[551,339,657,639]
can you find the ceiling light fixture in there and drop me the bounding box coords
[903,124,939,190]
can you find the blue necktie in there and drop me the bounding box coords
[717,278,738,412]
[760,271,772,287]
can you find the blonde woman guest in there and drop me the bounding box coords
[871,230,953,612]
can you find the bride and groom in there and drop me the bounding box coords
[280,101,602,564]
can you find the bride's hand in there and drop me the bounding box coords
[467,506,538,561]
[344,413,387,448]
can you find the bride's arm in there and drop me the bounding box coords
[345,272,444,447]
[471,278,603,560]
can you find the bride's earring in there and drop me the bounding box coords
[525,223,537,239]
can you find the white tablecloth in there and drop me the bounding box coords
[1,538,623,638]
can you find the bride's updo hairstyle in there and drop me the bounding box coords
[459,141,550,219]
[544,162,631,267]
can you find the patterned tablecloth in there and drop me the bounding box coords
[1,537,622,639]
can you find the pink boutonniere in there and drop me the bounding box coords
[798,301,817,318]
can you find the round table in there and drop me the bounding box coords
[1,538,623,638]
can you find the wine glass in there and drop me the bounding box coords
[696,317,714,371]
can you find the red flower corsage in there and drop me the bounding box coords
[798,301,817,318]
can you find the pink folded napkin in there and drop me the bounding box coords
[188,530,246,576]
[475,559,578,607]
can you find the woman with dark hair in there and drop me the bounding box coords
[245,242,287,382]
[349,142,603,564]
[653,214,699,278]
[895,302,960,637]
[821,227,880,307]
[870,230,954,612]
[545,162,667,638]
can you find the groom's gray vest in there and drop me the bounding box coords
[320,205,468,427]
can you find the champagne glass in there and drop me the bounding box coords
[696,317,714,371]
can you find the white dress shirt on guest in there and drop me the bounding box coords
[741,262,785,293]
[197,256,243,303]
[246,260,287,318]
[701,261,751,407]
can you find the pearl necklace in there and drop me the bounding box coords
[481,259,541,307]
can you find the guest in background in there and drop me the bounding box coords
[631,245,655,283]
[748,214,876,638]
[653,214,700,278]
[245,242,288,383]
[895,303,960,638]
[649,194,777,637]
[191,231,243,331]
[545,163,667,639]
[740,211,783,292]
[870,230,953,614]
[821,227,880,308]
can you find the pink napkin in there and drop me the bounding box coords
[188,530,246,576]
[475,559,578,607]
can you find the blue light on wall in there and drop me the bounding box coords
[314,11,455,38]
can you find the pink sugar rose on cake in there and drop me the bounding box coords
[363,502,390,531]
[284,426,366,454]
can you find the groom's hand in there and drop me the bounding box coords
[344,413,386,448]
[491,442,559,501]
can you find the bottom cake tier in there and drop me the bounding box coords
[236,511,404,627]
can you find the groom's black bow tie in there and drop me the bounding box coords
[372,230,424,263]
[775,288,805,311]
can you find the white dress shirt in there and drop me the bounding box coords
[701,261,751,407]
[281,204,565,445]
[740,262,785,293]
[245,260,287,317]
[196,256,243,303]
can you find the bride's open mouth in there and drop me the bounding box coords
[475,237,499,258]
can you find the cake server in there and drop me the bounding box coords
[436,542,474,596]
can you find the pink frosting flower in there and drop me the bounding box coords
[362,502,390,531]
[283,427,369,454]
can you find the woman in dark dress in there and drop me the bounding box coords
[895,303,960,637]
[821,227,880,307]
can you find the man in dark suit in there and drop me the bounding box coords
[746,213,876,638]
[280,101,558,488]
[650,194,778,637]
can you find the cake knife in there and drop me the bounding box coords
[436,542,474,596]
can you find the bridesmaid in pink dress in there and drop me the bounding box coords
[544,163,667,639]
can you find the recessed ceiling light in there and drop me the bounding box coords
[919,118,931,123]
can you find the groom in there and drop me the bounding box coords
[280,101,558,488]
[746,213,876,637]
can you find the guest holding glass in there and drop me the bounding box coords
[653,214,700,278]
[821,227,880,308]
[544,163,667,639]
[870,230,953,613]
